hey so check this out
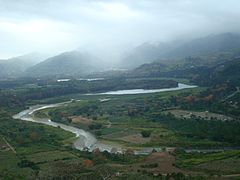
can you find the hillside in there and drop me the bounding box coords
[120,42,173,69]
[0,53,46,78]
[120,33,240,69]
[24,51,103,77]
[130,57,240,88]
[166,33,240,58]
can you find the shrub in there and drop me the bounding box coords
[141,130,152,138]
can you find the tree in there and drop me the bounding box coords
[141,130,151,138]
[83,159,93,167]
[96,165,115,180]
[29,131,39,142]
[125,148,135,155]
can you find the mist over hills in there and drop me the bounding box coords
[2,1,240,179]
[120,33,240,68]
[0,53,47,78]
[24,51,104,78]
[1,32,240,79]
[165,33,240,58]
[119,42,173,69]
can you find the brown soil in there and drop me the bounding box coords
[69,116,92,125]
[129,152,183,175]
[120,134,150,144]
[165,109,232,121]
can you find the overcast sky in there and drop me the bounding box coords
[0,0,240,59]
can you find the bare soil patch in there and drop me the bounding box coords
[120,133,150,144]
[165,109,232,121]
[129,152,183,174]
[69,116,92,125]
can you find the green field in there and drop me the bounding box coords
[175,150,240,174]
[38,87,239,150]
[1,76,240,179]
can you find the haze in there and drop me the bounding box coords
[0,0,240,59]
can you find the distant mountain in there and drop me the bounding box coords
[0,53,47,78]
[24,51,104,77]
[166,33,240,58]
[130,57,240,87]
[120,33,240,69]
[2,32,240,78]
[119,42,173,69]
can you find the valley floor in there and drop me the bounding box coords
[1,77,240,179]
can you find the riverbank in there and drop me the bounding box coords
[13,83,198,154]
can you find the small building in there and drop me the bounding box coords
[0,144,9,151]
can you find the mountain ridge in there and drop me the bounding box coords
[24,51,104,77]
[120,32,240,69]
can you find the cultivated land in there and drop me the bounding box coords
[0,74,240,179]
[163,109,233,121]
[22,85,239,179]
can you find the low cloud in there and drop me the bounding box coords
[0,0,240,58]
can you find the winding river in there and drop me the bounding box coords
[12,102,118,152]
[13,83,197,154]
[87,83,197,95]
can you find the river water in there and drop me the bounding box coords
[13,83,198,154]
[12,103,118,152]
[87,83,197,95]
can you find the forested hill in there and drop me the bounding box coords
[0,53,46,78]
[24,51,103,77]
[120,33,240,68]
[129,57,240,87]
[164,33,240,58]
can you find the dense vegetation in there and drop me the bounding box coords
[149,113,240,146]
[0,78,177,103]
[1,38,240,178]
[2,108,204,179]
[44,87,239,148]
